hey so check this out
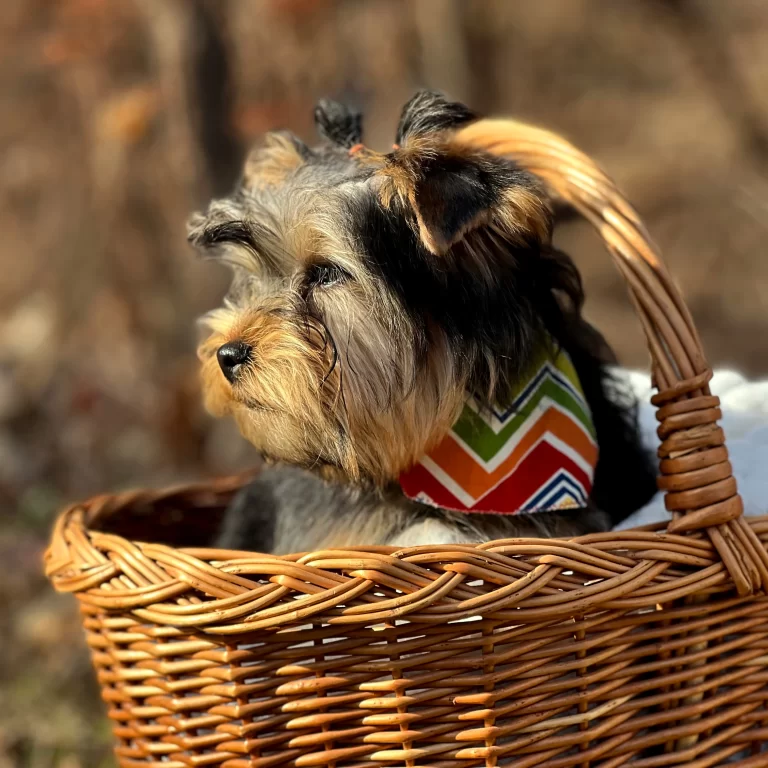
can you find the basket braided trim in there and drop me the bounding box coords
[46,491,768,633]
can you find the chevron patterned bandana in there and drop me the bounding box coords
[399,346,598,515]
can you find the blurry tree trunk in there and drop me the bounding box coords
[135,0,208,198]
[187,0,243,195]
[135,0,242,200]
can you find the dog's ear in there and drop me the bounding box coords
[380,90,551,255]
[380,138,551,256]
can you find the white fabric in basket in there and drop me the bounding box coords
[616,368,768,530]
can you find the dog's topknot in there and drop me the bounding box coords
[396,90,478,145]
[314,98,363,149]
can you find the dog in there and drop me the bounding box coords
[188,91,658,554]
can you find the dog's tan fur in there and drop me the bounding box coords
[199,295,465,484]
[242,132,306,191]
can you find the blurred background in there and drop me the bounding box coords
[3,0,768,765]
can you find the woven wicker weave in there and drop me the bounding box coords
[45,120,768,767]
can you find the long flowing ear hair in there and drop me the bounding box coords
[456,116,659,524]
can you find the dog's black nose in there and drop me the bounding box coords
[217,341,252,383]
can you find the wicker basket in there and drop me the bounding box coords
[45,120,768,768]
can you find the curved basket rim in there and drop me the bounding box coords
[44,478,768,635]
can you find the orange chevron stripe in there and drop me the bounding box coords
[426,406,598,500]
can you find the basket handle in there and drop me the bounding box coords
[458,119,768,596]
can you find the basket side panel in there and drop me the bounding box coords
[81,594,768,767]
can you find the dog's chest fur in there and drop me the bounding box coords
[215,465,612,554]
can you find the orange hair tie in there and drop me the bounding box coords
[348,143,364,156]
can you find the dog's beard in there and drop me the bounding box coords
[198,297,466,484]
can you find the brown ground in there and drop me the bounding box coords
[2,1,768,765]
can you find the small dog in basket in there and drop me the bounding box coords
[189,91,657,553]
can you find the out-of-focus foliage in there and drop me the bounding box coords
[2,1,768,764]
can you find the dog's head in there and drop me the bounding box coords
[190,91,584,484]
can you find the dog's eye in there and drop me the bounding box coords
[305,263,349,289]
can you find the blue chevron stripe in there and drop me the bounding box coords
[522,470,588,511]
[491,362,586,422]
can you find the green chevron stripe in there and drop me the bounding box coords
[552,351,584,398]
[507,347,584,401]
[453,378,596,462]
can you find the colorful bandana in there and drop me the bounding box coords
[399,347,598,515]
